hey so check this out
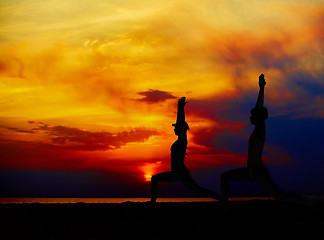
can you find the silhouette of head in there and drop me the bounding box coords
[250,107,268,125]
[172,122,189,136]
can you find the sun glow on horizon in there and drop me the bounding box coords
[140,161,162,182]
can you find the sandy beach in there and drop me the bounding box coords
[1,200,324,240]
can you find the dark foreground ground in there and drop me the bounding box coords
[1,200,324,240]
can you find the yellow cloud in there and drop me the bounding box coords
[0,0,323,156]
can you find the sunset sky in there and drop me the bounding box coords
[1,0,323,197]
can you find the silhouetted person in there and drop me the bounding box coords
[151,97,220,203]
[221,74,305,203]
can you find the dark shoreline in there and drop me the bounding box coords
[1,200,324,240]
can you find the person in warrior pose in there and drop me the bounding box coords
[221,74,297,202]
[151,97,221,203]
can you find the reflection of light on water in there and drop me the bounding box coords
[0,197,275,204]
[140,161,162,182]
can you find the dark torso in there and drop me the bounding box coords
[171,138,187,171]
[247,123,266,176]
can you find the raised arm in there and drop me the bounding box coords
[176,97,187,123]
[254,74,267,141]
[255,74,266,108]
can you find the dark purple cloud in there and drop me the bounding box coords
[136,89,176,103]
[288,70,324,96]
[49,126,158,151]
[4,127,35,134]
[2,122,159,151]
[185,92,322,170]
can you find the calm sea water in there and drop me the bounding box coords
[0,197,274,204]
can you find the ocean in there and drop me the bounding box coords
[0,197,274,204]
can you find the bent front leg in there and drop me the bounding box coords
[151,171,179,203]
